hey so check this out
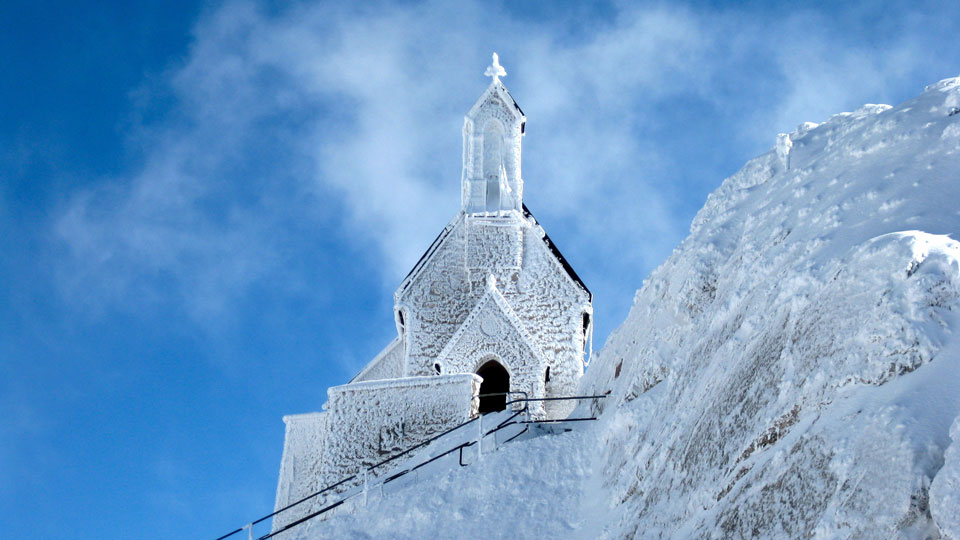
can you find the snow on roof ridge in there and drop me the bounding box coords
[521,204,591,300]
[348,336,403,383]
[330,372,480,394]
[395,212,464,303]
[282,411,324,423]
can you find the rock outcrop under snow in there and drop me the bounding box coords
[582,76,960,539]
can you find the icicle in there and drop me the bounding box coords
[477,413,484,461]
[362,470,368,505]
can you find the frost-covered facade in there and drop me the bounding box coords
[292,76,960,540]
[273,54,592,529]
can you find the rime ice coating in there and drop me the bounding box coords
[301,77,960,539]
[272,58,593,535]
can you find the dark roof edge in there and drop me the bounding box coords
[397,213,461,297]
[498,82,525,117]
[522,203,592,301]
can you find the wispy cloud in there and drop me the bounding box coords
[52,0,960,334]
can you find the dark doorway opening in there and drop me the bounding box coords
[476,360,509,414]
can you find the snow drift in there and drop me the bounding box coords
[306,77,960,539]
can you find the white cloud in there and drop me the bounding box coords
[52,0,960,332]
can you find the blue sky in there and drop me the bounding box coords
[1,0,959,538]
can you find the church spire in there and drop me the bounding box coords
[462,53,526,215]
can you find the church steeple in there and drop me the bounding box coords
[462,53,526,215]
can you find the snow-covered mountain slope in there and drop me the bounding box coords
[580,76,960,539]
[306,78,960,539]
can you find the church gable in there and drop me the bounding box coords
[395,214,542,378]
[464,84,524,130]
[464,73,524,122]
[394,213,462,305]
[394,217,479,374]
[436,277,547,402]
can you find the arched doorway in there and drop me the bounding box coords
[476,360,509,414]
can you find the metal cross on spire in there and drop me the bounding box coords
[484,52,506,83]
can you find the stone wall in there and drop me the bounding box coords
[273,412,328,530]
[321,375,480,480]
[273,374,480,532]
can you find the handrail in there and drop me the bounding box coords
[213,393,605,540]
[367,390,528,474]
[213,473,359,540]
[214,391,526,540]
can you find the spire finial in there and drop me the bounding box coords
[484,52,506,83]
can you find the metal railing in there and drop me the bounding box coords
[214,393,605,540]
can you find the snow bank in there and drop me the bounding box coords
[304,423,598,539]
[932,407,960,538]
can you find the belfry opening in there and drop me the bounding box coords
[476,360,510,413]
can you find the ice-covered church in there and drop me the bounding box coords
[274,54,593,519]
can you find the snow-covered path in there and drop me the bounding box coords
[288,410,602,539]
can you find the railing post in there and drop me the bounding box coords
[362,470,368,506]
[242,523,253,540]
[477,413,483,461]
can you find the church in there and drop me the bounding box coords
[273,54,593,527]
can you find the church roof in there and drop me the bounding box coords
[466,79,525,120]
[522,203,592,301]
[467,53,525,123]
[394,207,591,303]
[395,213,461,301]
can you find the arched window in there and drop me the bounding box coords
[396,307,409,340]
[582,312,591,353]
[476,359,509,413]
[482,121,504,212]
